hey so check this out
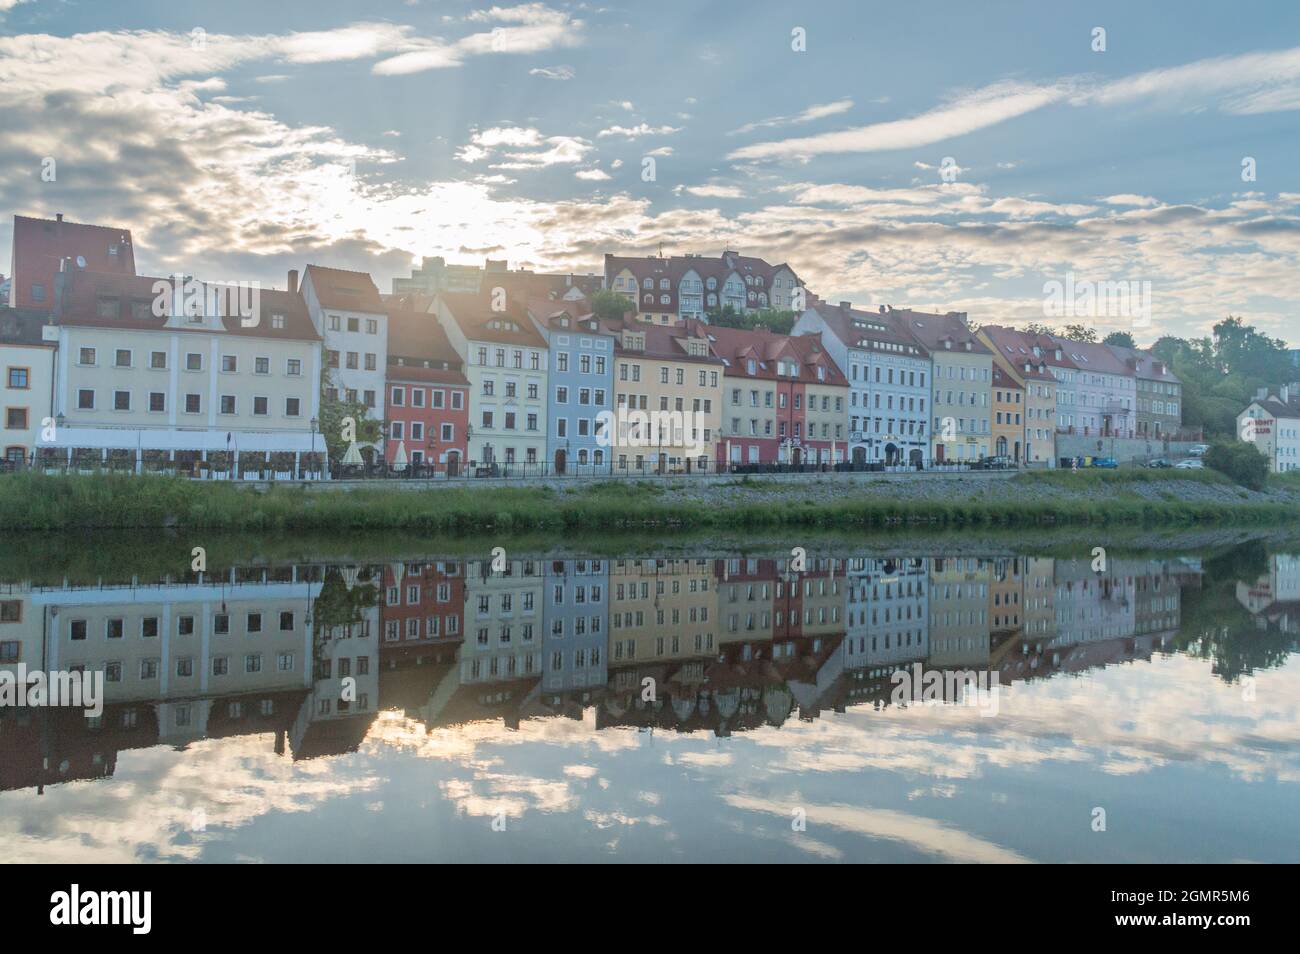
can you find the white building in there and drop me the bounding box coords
[1,308,57,466]
[300,265,389,457]
[41,270,324,475]
[794,302,932,466]
[1238,386,1300,473]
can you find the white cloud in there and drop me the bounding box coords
[597,123,682,138]
[683,184,744,198]
[575,168,611,181]
[1103,194,1160,208]
[730,98,854,135]
[457,125,591,168]
[730,82,1068,161]
[530,64,574,80]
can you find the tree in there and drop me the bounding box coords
[1103,331,1135,348]
[588,289,632,322]
[1024,322,1057,337]
[319,345,383,462]
[1060,323,1099,343]
[1204,441,1270,490]
[706,306,798,334]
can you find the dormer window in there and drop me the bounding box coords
[747,359,756,374]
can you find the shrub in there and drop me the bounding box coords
[1204,442,1270,491]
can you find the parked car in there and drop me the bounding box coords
[1188,444,1210,457]
[1090,457,1119,469]
[1175,458,1204,469]
[971,455,1012,470]
[1145,458,1172,468]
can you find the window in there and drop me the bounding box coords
[149,392,166,412]
[4,408,27,429]
[271,313,285,330]
[255,356,270,374]
[0,601,20,623]
[78,347,96,366]
[253,396,268,415]
[77,389,95,410]
[286,358,302,376]
[220,394,236,414]
[7,368,29,389]
[285,397,301,417]
[185,393,201,414]
[114,349,132,368]
[185,353,202,371]
[279,611,295,631]
[221,355,238,373]
[113,391,131,411]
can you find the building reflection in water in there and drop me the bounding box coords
[6,545,1292,797]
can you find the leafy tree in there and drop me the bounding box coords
[1024,322,1057,336]
[1060,322,1098,343]
[589,289,633,322]
[1204,441,1270,490]
[706,305,798,334]
[1103,331,1135,348]
[319,345,383,461]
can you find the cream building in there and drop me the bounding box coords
[1,308,56,466]
[42,271,323,474]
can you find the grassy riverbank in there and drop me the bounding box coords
[1,470,1297,533]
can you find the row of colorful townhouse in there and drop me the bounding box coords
[0,213,1184,474]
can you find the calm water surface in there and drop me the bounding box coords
[1,536,1297,862]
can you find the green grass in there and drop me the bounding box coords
[1,471,1297,534]
[1014,467,1231,487]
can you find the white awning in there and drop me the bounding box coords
[37,426,322,454]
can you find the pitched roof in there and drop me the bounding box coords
[54,271,320,341]
[691,322,846,385]
[303,264,385,314]
[992,363,1023,390]
[603,251,802,313]
[385,307,469,385]
[1104,342,1182,384]
[1050,336,1132,376]
[978,325,1059,380]
[438,292,547,348]
[807,302,930,357]
[596,316,724,364]
[886,308,989,356]
[11,214,136,310]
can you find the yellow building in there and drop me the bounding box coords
[991,364,1024,460]
[601,318,723,472]
[978,325,1058,466]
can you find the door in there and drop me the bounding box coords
[554,449,567,475]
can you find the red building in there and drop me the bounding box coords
[385,307,470,473]
[379,562,466,664]
[10,214,136,310]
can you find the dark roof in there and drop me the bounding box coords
[1104,342,1182,384]
[978,325,1057,380]
[55,271,321,341]
[596,316,724,364]
[692,322,847,385]
[992,363,1023,390]
[1052,337,1131,376]
[11,214,136,310]
[303,264,385,314]
[0,307,55,346]
[438,292,548,348]
[604,251,803,313]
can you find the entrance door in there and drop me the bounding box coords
[554,449,567,475]
[446,451,460,477]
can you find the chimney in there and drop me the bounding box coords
[878,305,886,314]
[55,213,64,223]
[840,301,852,311]
[1281,385,1290,404]
[287,269,298,295]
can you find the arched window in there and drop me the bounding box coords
[643,277,653,289]
[659,278,669,290]
[643,294,653,304]
[660,294,670,305]
[707,277,717,290]
[707,293,717,306]
[758,293,767,306]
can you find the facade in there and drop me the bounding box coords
[927,556,991,668]
[392,255,601,302]
[605,250,804,325]
[527,301,616,472]
[461,557,544,687]
[892,309,992,463]
[977,325,1058,465]
[1238,386,1300,473]
[10,213,135,311]
[793,302,931,466]
[702,323,847,466]
[301,265,389,454]
[435,293,549,468]
[541,558,609,694]
[1052,338,1135,438]
[1106,343,1183,439]
[384,307,470,471]
[380,561,464,661]
[1,308,57,465]
[601,317,723,472]
[990,364,1025,460]
[43,270,323,474]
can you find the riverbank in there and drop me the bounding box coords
[1,469,1297,533]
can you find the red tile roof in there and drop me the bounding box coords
[438,292,548,349]
[807,302,930,357]
[978,325,1060,380]
[385,307,469,385]
[11,214,135,310]
[596,316,724,364]
[689,322,846,385]
[890,308,991,356]
[303,264,385,314]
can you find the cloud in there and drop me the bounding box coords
[457,125,592,168]
[597,123,682,138]
[681,184,744,198]
[529,64,574,80]
[730,82,1068,160]
[1103,194,1160,208]
[730,98,854,135]
[575,168,611,180]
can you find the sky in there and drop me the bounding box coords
[2,0,1300,344]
